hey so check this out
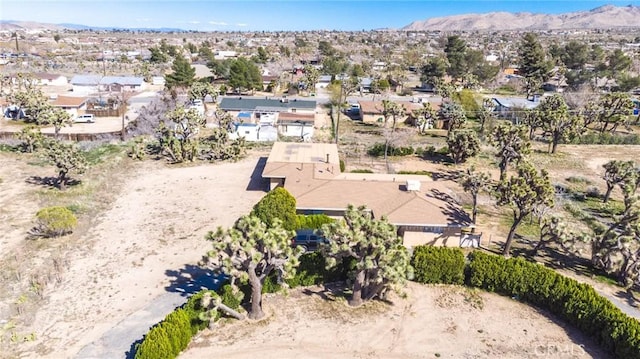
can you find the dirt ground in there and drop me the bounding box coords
[181,282,608,359]
[0,152,267,358]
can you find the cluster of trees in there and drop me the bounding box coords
[204,188,413,319]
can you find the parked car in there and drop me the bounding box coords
[292,229,329,252]
[74,114,95,123]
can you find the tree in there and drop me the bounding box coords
[250,187,299,230]
[301,65,320,94]
[536,94,583,154]
[602,160,636,203]
[460,166,491,224]
[494,162,555,257]
[188,81,217,106]
[156,106,204,163]
[39,107,73,139]
[412,102,438,134]
[16,125,44,153]
[165,54,196,90]
[490,124,531,180]
[148,46,168,64]
[517,33,552,92]
[205,215,300,319]
[594,92,634,134]
[381,100,405,172]
[420,56,447,86]
[444,35,467,82]
[40,140,88,191]
[228,58,262,93]
[440,101,467,136]
[320,205,413,306]
[477,99,497,136]
[447,130,480,164]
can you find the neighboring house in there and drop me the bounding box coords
[33,73,68,86]
[219,96,316,117]
[261,142,476,248]
[277,112,315,141]
[316,75,332,89]
[70,75,146,94]
[228,123,277,142]
[357,100,437,126]
[50,96,89,118]
[492,96,542,123]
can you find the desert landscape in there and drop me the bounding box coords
[1,144,637,358]
[182,283,609,359]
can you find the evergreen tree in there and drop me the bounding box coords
[165,54,196,90]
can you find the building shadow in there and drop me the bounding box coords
[164,263,224,296]
[246,156,268,191]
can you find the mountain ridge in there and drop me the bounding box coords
[402,4,640,31]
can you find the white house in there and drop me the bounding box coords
[33,73,68,86]
[70,75,146,95]
[277,112,315,141]
[228,123,278,142]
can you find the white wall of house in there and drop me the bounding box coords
[39,76,68,86]
[278,123,314,140]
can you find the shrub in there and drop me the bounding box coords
[31,206,78,238]
[350,169,374,173]
[411,246,465,285]
[297,214,334,230]
[339,159,345,172]
[367,143,415,157]
[397,170,431,176]
[134,308,191,359]
[466,251,640,359]
[251,187,299,230]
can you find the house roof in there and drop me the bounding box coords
[261,142,470,227]
[33,72,66,81]
[50,96,88,108]
[492,97,540,110]
[70,75,144,86]
[219,96,316,112]
[278,112,315,124]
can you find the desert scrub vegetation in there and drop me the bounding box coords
[29,206,77,238]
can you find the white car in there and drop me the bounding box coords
[74,114,95,123]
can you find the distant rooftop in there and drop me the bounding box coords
[220,96,316,112]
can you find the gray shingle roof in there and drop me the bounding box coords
[219,97,316,112]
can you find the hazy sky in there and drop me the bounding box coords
[2,0,640,31]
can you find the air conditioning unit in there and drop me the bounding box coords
[406,180,421,192]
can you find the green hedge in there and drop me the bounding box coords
[296,214,334,230]
[411,246,465,285]
[134,285,235,359]
[467,251,640,359]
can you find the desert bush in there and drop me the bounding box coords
[397,170,431,176]
[30,206,77,238]
[572,132,640,145]
[411,246,465,285]
[367,143,415,157]
[339,159,345,172]
[466,251,640,359]
[350,169,374,173]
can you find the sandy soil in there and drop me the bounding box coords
[4,155,266,358]
[181,283,609,359]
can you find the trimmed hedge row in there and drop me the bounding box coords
[134,286,233,359]
[466,251,640,359]
[296,214,334,230]
[411,246,465,285]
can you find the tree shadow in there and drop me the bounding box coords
[25,175,81,189]
[125,337,144,359]
[614,289,640,309]
[426,188,472,225]
[246,156,268,191]
[430,169,462,181]
[301,282,349,302]
[164,263,224,296]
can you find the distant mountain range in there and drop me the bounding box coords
[403,4,640,31]
[0,20,187,33]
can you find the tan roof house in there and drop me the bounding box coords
[261,142,477,248]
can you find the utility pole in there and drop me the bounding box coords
[334,82,343,144]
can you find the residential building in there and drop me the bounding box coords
[261,142,476,248]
